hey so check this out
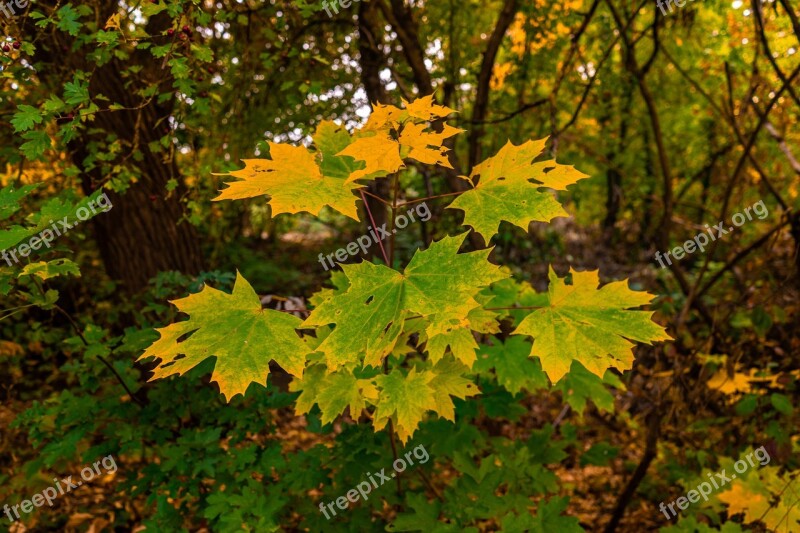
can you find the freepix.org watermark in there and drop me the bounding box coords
[659,446,770,520]
[321,0,361,18]
[317,202,431,271]
[1,192,113,267]
[0,0,29,20]
[654,200,768,269]
[319,444,429,520]
[3,455,117,523]
[656,0,701,16]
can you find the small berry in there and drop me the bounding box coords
[167,28,174,36]
[149,194,158,202]
[2,44,9,53]
[197,76,203,82]
[199,91,208,97]
[179,33,187,40]
[182,25,191,34]
[12,41,20,50]
[66,112,74,119]
[207,67,214,74]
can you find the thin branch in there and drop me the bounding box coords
[54,305,146,407]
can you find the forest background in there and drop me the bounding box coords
[0,0,799,531]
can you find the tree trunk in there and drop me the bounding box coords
[25,3,205,292]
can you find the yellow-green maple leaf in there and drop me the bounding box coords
[513,266,671,382]
[422,302,500,367]
[213,121,363,220]
[289,365,378,424]
[428,358,480,420]
[302,233,509,371]
[138,272,310,401]
[447,138,590,243]
[719,465,800,532]
[373,368,437,444]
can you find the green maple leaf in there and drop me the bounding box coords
[139,272,310,401]
[448,138,589,243]
[517,497,584,533]
[553,361,622,414]
[472,336,548,395]
[302,233,509,371]
[373,367,437,444]
[513,266,671,382]
[213,121,363,220]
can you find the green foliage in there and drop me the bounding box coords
[3,0,795,529]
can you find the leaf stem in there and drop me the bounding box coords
[360,189,390,265]
[396,190,465,207]
[359,188,393,207]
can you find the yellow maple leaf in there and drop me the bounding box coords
[708,366,779,395]
[105,13,121,31]
[719,482,769,521]
[214,135,363,220]
[337,130,405,183]
[361,102,406,132]
[401,94,455,121]
[398,122,462,167]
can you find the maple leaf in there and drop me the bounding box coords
[423,303,500,367]
[447,138,590,243]
[289,365,378,424]
[719,466,800,532]
[398,122,462,167]
[373,367,437,444]
[428,358,480,421]
[337,130,405,183]
[481,275,548,327]
[472,336,548,394]
[340,96,462,182]
[401,94,455,121]
[302,233,509,371]
[708,366,779,395]
[139,272,310,401]
[554,361,622,414]
[361,102,406,132]
[513,266,671,382]
[213,121,363,220]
